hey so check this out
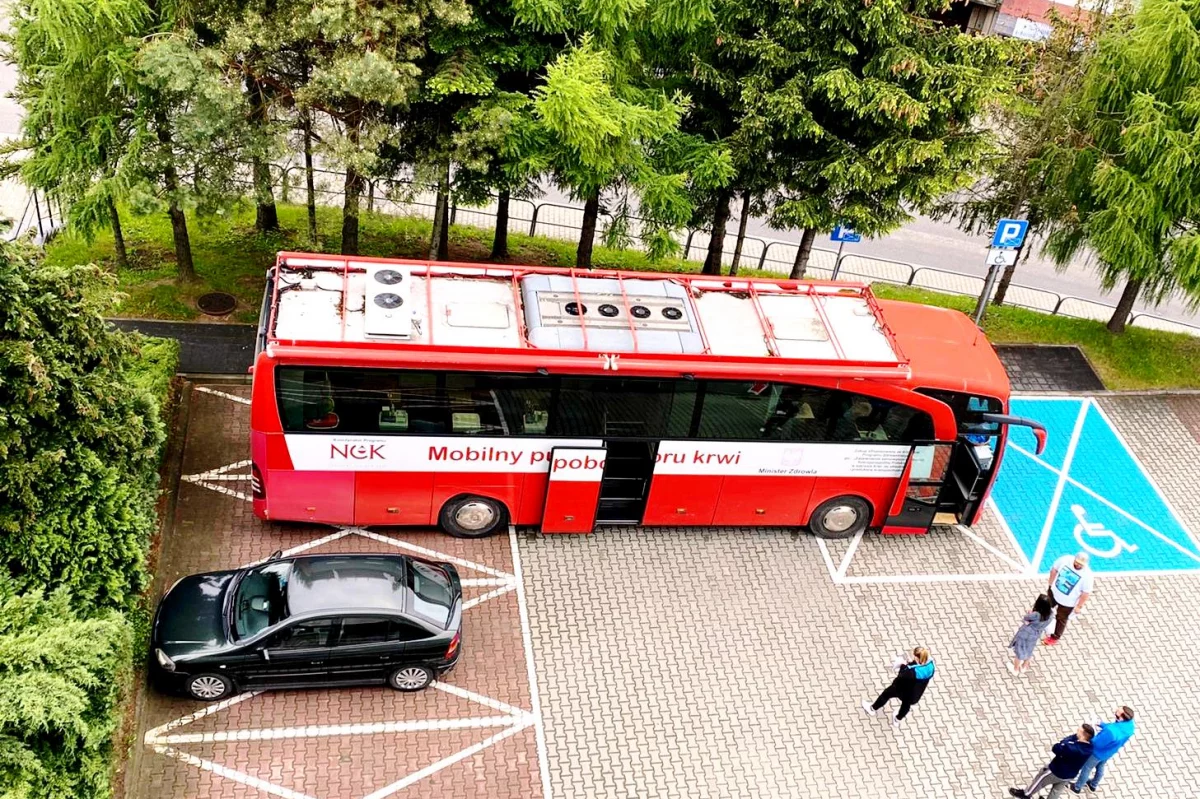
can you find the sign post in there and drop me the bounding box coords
[829,225,862,280]
[974,219,1028,325]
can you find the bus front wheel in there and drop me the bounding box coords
[439,495,509,538]
[807,496,871,539]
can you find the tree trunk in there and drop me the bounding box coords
[245,74,279,232]
[728,190,751,276]
[107,195,129,270]
[576,191,600,268]
[491,188,511,260]
[1106,277,1141,334]
[702,189,732,275]
[789,227,817,280]
[428,162,450,261]
[302,108,317,246]
[341,165,362,256]
[154,112,195,281]
[252,158,279,232]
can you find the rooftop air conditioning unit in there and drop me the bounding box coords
[363,263,415,338]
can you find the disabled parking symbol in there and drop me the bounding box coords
[991,398,1200,574]
[1069,504,1138,559]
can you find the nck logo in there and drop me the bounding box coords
[331,443,386,460]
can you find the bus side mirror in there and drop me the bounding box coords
[980,413,1048,456]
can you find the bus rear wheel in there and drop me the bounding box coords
[439,495,508,538]
[807,496,871,539]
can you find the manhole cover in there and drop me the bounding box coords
[197,292,237,317]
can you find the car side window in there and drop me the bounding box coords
[339,617,394,646]
[271,618,334,649]
[392,620,434,642]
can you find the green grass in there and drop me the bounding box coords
[44,203,1200,390]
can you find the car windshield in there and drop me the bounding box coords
[232,561,292,639]
[410,562,453,627]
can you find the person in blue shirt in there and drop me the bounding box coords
[1009,724,1095,798]
[1072,706,1135,793]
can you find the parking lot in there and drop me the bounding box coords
[133,383,1200,798]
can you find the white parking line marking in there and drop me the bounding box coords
[431,679,530,718]
[152,745,316,799]
[1030,399,1089,572]
[240,529,357,568]
[144,691,261,744]
[184,460,252,479]
[353,528,514,579]
[510,525,554,799]
[182,479,253,503]
[195,386,252,405]
[361,718,534,799]
[836,530,864,579]
[815,537,841,583]
[152,715,530,745]
[954,525,1028,574]
[987,497,1031,571]
[462,584,516,610]
[460,577,512,587]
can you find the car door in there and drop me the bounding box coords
[325,615,406,684]
[237,617,335,688]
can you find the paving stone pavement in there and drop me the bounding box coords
[133,382,542,799]
[138,384,1200,799]
[520,395,1200,799]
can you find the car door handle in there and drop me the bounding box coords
[310,660,323,665]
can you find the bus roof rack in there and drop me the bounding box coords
[265,253,912,381]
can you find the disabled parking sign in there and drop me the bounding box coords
[990,398,1200,574]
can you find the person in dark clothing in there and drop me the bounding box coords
[861,646,935,728]
[1009,724,1095,798]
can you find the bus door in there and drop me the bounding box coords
[883,442,954,534]
[936,438,996,524]
[541,447,607,534]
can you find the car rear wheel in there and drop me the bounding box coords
[808,495,871,539]
[389,665,435,692]
[439,495,508,538]
[187,673,234,701]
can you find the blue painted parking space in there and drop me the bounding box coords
[991,397,1200,574]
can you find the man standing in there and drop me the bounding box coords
[1009,724,1095,798]
[1044,551,1093,645]
[1072,706,1135,793]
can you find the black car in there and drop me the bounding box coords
[150,553,462,701]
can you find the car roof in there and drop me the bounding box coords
[285,555,410,616]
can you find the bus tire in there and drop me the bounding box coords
[807,495,871,539]
[439,495,508,539]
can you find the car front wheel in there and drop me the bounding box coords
[389,665,435,692]
[187,673,234,701]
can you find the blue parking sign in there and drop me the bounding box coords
[831,225,861,243]
[991,219,1029,249]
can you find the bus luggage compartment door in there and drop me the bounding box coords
[541,447,607,534]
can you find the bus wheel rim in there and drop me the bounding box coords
[191,676,226,698]
[455,501,496,531]
[822,505,859,533]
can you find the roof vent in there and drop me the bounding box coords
[362,263,415,338]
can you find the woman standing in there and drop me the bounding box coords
[861,646,935,728]
[1009,594,1054,676]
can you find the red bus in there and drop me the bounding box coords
[249,253,1045,539]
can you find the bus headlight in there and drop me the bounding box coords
[155,648,176,672]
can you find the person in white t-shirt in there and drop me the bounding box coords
[1043,551,1093,646]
